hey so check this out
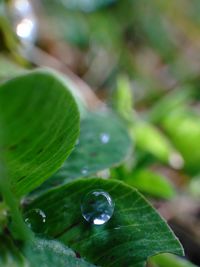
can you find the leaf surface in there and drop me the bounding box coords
[37,112,131,191]
[0,235,26,267]
[0,69,80,196]
[162,110,200,173]
[151,253,197,267]
[23,238,96,267]
[25,178,183,267]
[132,121,179,165]
[124,169,176,199]
[0,235,95,267]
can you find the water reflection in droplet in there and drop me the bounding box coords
[81,167,88,175]
[100,133,110,144]
[25,208,46,233]
[81,190,114,225]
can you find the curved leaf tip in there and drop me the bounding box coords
[0,69,80,196]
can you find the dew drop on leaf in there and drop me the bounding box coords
[100,133,110,144]
[81,190,115,225]
[81,167,88,175]
[25,208,46,233]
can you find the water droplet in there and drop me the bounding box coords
[81,190,114,225]
[81,167,88,175]
[25,208,46,233]
[100,133,110,144]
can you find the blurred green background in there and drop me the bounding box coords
[1,0,200,266]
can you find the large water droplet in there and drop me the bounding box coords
[25,208,46,233]
[100,133,110,144]
[81,190,114,225]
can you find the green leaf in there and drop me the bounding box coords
[162,110,200,173]
[113,75,134,122]
[0,69,80,197]
[52,70,88,117]
[0,56,26,82]
[60,112,132,178]
[36,112,131,191]
[151,253,197,267]
[0,234,27,267]
[132,121,183,169]
[0,202,8,233]
[189,176,200,198]
[0,235,95,267]
[137,1,176,61]
[25,178,183,267]
[124,169,176,199]
[0,161,32,240]
[148,88,192,124]
[23,238,96,267]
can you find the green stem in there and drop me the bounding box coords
[0,164,33,241]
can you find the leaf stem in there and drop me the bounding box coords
[0,163,33,241]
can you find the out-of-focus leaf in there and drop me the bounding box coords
[189,176,200,198]
[42,0,116,13]
[0,56,26,81]
[0,3,17,48]
[135,1,176,61]
[151,253,197,267]
[23,238,96,267]
[60,0,116,12]
[149,88,192,123]
[162,110,200,174]
[0,69,79,197]
[50,70,87,117]
[113,75,134,121]
[131,121,183,168]
[40,1,90,47]
[0,235,95,267]
[34,112,131,194]
[124,169,176,199]
[25,178,183,267]
[0,202,8,233]
[0,235,27,267]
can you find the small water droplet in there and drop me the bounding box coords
[81,190,115,225]
[100,133,110,144]
[81,167,88,175]
[25,208,46,233]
